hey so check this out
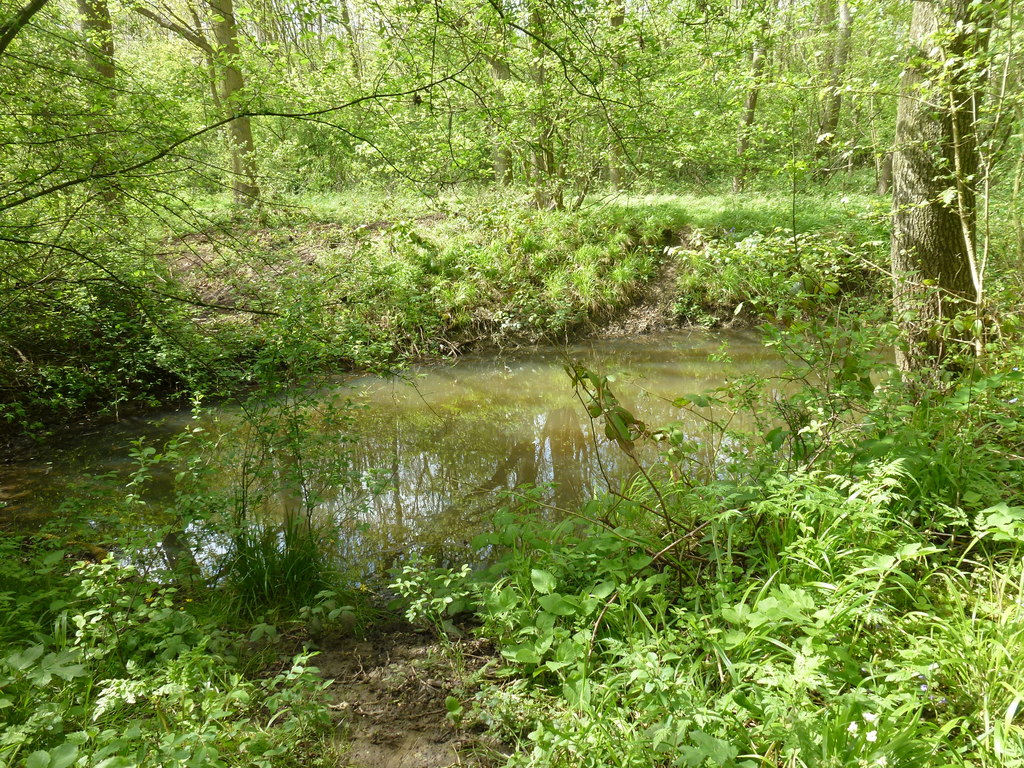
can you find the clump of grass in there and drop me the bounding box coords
[221,518,337,620]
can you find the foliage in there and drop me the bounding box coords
[390,555,478,638]
[671,227,887,326]
[0,540,337,768]
[4,0,1024,763]
[384,326,1024,768]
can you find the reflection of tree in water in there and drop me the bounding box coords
[324,387,683,575]
[541,405,590,509]
[1,332,781,585]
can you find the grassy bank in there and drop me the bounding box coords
[1,190,888,448]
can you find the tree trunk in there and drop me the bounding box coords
[607,0,626,190]
[890,0,988,371]
[732,36,765,194]
[339,0,361,82]
[77,0,114,80]
[0,0,50,57]
[815,0,852,176]
[528,3,562,209]
[77,0,116,201]
[876,151,892,195]
[489,56,513,185]
[1013,152,1024,268]
[209,0,260,207]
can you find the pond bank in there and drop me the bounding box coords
[1,194,888,459]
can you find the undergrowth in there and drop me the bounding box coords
[391,319,1024,768]
[0,377,372,766]
[0,540,338,768]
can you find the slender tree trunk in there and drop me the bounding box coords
[1013,151,1024,267]
[77,0,116,201]
[607,0,626,190]
[339,0,361,82]
[876,151,892,195]
[0,0,50,57]
[209,0,260,207]
[890,0,988,371]
[732,36,765,194]
[528,3,561,209]
[489,56,513,185]
[815,0,852,176]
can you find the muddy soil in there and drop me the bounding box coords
[315,627,506,768]
[599,259,684,337]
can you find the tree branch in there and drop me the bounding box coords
[132,5,214,55]
[0,0,50,57]
[0,63,474,214]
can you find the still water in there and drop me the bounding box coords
[1,330,781,576]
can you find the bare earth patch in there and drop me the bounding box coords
[315,628,503,768]
[599,258,683,337]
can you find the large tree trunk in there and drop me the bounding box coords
[815,0,852,176]
[890,0,988,372]
[209,0,260,207]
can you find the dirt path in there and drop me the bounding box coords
[599,259,683,337]
[316,628,503,768]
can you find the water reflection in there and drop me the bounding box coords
[324,329,781,572]
[1,330,782,579]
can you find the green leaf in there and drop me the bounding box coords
[733,690,765,718]
[49,743,79,768]
[627,553,653,571]
[531,569,556,594]
[26,751,51,768]
[30,651,86,686]
[687,730,739,765]
[765,427,786,451]
[538,593,578,616]
[590,580,616,600]
[6,644,44,671]
[502,644,540,665]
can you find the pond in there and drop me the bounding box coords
[1,329,783,579]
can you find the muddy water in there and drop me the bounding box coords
[0,330,780,577]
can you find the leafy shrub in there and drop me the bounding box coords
[0,542,336,768]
